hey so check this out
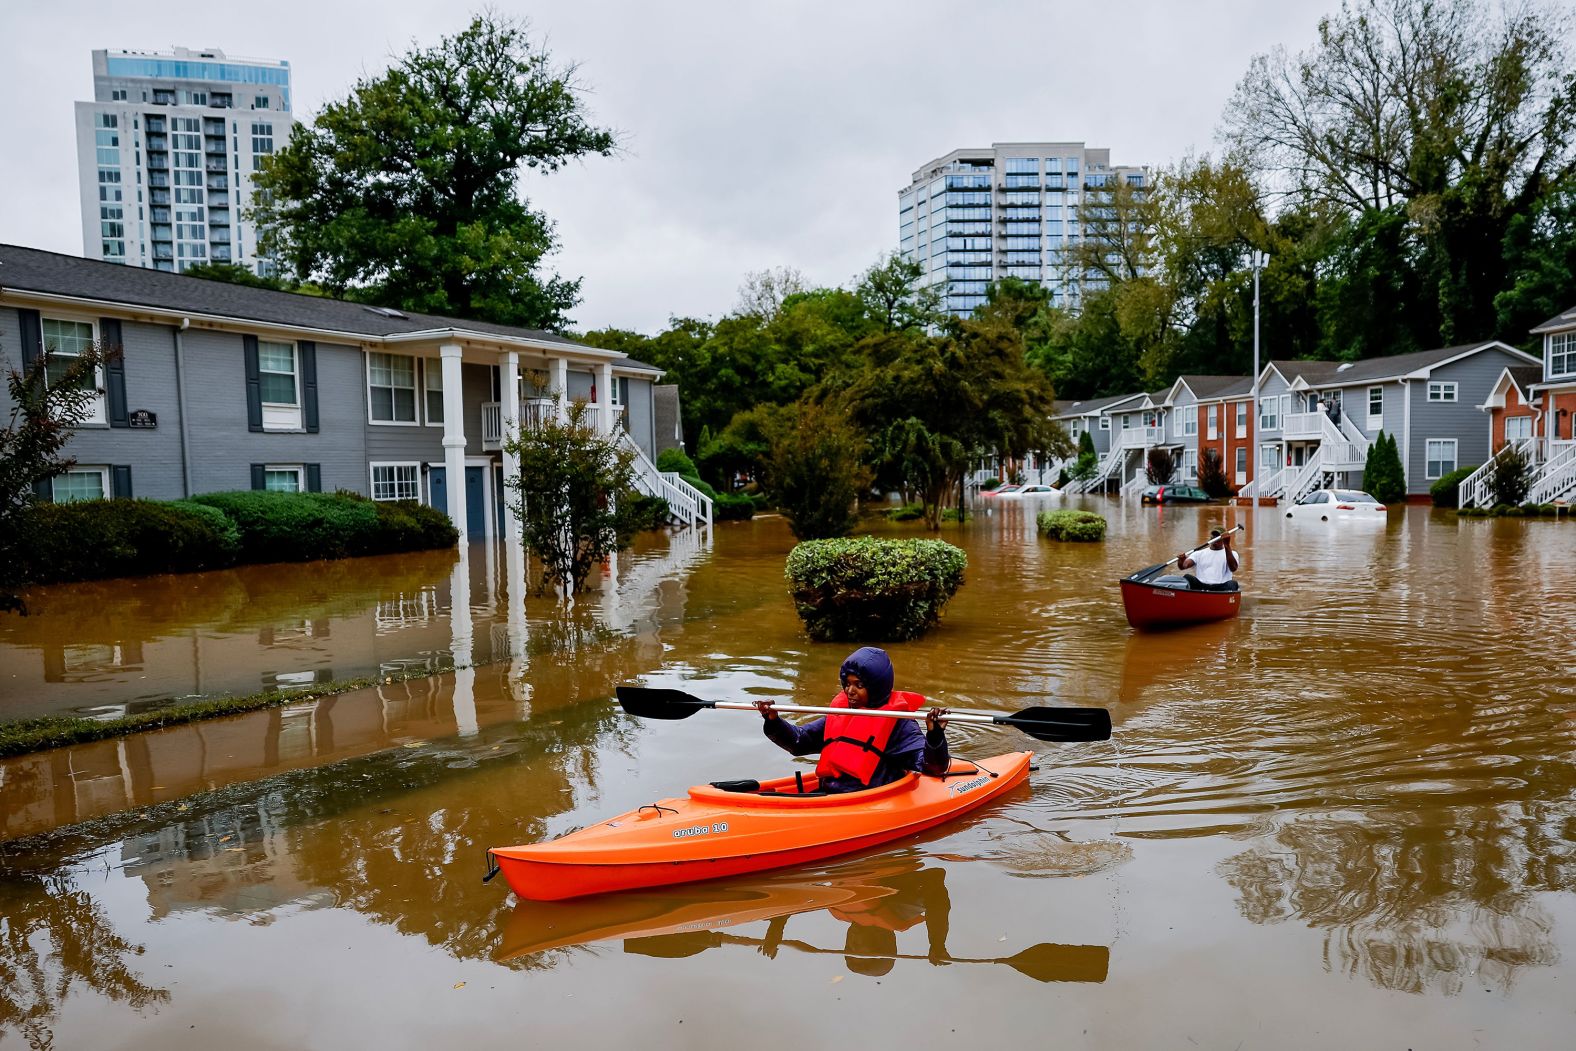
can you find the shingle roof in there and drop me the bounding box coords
[1507,365,1543,393]
[1176,375,1250,400]
[0,243,598,354]
[1054,391,1147,417]
[1269,343,1525,386]
[1531,304,1576,334]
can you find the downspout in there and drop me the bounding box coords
[1400,378,1411,494]
[174,317,193,497]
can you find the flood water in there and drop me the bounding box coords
[2,500,1574,1049]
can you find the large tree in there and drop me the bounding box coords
[1224,0,1576,348]
[251,15,615,329]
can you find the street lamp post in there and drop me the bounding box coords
[1250,250,1268,498]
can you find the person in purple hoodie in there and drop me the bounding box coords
[755,646,950,793]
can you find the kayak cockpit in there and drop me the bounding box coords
[689,770,921,807]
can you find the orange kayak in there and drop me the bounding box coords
[487,752,1033,901]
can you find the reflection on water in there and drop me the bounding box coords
[1,506,1574,1045]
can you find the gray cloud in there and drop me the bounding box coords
[0,1,1331,333]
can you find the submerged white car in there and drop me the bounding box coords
[1285,488,1389,521]
[994,483,1061,501]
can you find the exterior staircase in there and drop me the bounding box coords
[619,433,713,530]
[1458,437,1541,509]
[1529,442,1576,505]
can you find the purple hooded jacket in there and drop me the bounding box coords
[763,646,950,793]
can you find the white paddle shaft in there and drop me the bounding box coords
[1162,523,1243,570]
[714,700,995,725]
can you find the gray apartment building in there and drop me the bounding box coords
[0,244,708,541]
[75,47,295,275]
[898,141,1147,317]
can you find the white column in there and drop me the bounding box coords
[448,550,477,737]
[598,361,615,434]
[552,358,569,422]
[440,343,467,542]
[500,350,521,542]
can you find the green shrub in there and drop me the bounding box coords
[1036,509,1108,542]
[712,491,756,520]
[369,498,461,553]
[656,447,699,476]
[1363,432,1406,504]
[785,536,966,642]
[885,503,925,522]
[191,490,381,561]
[617,493,671,538]
[1489,446,1533,507]
[980,477,1001,491]
[1429,465,1477,508]
[19,499,241,583]
[767,404,870,540]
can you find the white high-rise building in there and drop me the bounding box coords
[74,47,295,274]
[898,142,1147,316]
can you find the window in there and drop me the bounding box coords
[368,353,417,423]
[1259,397,1279,431]
[1505,416,1533,442]
[371,463,420,501]
[52,467,107,503]
[1552,332,1576,377]
[40,317,105,424]
[1235,446,1248,479]
[1099,416,1110,430]
[258,341,297,405]
[424,360,444,425]
[1121,414,1132,430]
[1425,439,1457,479]
[254,95,270,109]
[1182,449,1198,479]
[264,465,302,492]
[1206,405,1218,439]
[1427,382,1457,403]
[1368,386,1384,419]
[1235,402,1247,437]
[1183,407,1198,436]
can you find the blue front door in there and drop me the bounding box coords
[429,466,487,538]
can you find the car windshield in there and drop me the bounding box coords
[1334,490,1378,503]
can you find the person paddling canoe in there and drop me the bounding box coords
[1177,527,1240,591]
[756,646,950,793]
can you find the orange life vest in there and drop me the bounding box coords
[816,690,927,785]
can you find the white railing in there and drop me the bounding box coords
[1118,425,1165,450]
[482,398,561,450]
[1122,472,1148,495]
[1283,411,1323,438]
[618,432,712,530]
[1070,444,1128,492]
[1321,413,1369,469]
[1529,442,1576,505]
[1459,437,1537,509]
[1284,454,1328,504]
[1241,467,1283,498]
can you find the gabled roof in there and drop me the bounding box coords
[1506,365,1543,394]
[1531,303,1576,334]
[1168,374,1251,403]
[0,243,607,358]
[1479,365,1547,411]
[1052,391,1147,418]
[1264,342,1537,388]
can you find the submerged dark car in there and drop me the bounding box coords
[1139,484,1213,505]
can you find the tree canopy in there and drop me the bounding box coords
[250,15,615,329]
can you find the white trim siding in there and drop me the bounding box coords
[258,338,302,431]
[370,461,420,501]
[52,465,109,502]
[1425,438,1456,480]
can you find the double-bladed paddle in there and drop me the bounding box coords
[615,686,1111,743]
[1127,522,1244,583]
[624,929,1111,983]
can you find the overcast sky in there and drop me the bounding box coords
[0,1,1334,333]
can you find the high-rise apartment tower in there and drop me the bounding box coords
[75,47,295,274]
[898,142,1146,316]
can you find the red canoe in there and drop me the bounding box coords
[1119,574,1242,630]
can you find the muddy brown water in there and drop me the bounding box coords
[1,501,1573,1049]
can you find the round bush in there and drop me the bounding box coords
[784,536,966,642]
[1037,509,1107,542]
[1429,465,1477,508]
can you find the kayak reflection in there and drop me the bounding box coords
[498,856,1108,983]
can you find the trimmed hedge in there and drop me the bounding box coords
[1429,465,1478,509]
[19,499,241,583]
[1458,503,1569,518]
[190,490,458,562]
[1037,509,1108,542]
[785,536,966,642]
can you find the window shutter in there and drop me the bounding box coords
[250,463,266,490]
[110,465,133,498]
[244,335,263,432]
[102,318,129,427]
[305,463,322,492]
[18,309,42,369]
[300,341,319,433]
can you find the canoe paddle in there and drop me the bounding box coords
[624,929,1111,983]
[1127,523,1243,583]
[615,686,1111,743]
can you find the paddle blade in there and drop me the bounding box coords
[615,686,715,720]
[1006,943,1111,983]
[999,706,1112,742]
